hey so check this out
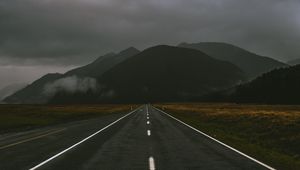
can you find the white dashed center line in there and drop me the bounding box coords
[149,156,156,170]
[146,106,154,170]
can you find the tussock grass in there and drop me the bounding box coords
[155,103,300,170]
[0,104,135,133]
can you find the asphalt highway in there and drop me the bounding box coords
[0,105,274,170]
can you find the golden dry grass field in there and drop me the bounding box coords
[0,104,135,133]
[155,103,300,170]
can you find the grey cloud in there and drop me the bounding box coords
[0,65,74,89]
[0,0,300,66]
[43,76,100,97]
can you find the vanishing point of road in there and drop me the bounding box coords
[0,105,275,170]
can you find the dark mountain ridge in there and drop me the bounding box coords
[179,42,287,79]
[0,83,27,101]
[50,45,246,103]
[3,73,63,104]
[3,47,140,104]
[5,42,290,104]
[64,47,140,77]
[230,64,300,104]
[287,58,300,66]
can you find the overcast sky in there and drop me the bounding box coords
[0,0,300,88]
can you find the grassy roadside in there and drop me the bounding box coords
[155,103,300,170]
[0,104,137,134]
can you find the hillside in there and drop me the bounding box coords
[3,73,63,104]
[3,47,140,104]
[231,64,300,104]
[50,45,246,103]
[287,58,300,66]
[64,47,140,77]
[0,83,27,101]
[179,42,287,79]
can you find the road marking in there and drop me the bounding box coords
[146,105,149,114]
[147,121,150,125]
[0,128,66,150]
[147,130,151,136]
[153,106,276,170]
[148,156,156,170]
[29,107,140,170]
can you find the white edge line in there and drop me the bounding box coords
[29,106,141,170]
[152,106,276,170]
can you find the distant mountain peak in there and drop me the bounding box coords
[44,73,63,76]
[4,45,141,104]
[0,83,27,101]
[93,52,116,63]
[287,58,300,66]
[179,42,287,79]
[103,52,116,57]
[119,47,140,55]
[92,45,245,103]
[146,45,187,52]
[42,73,63,79]
[178,42,189,46]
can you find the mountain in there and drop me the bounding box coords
[0,83,27,101]
[230,64,300,104]
[64,47,140,77]
[49,45,246,103]
[3,47,140,104]
[3,73,63,104]
[178,42,287,79]
[287,58,300,66]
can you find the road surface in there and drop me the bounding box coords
[0,105,273,170]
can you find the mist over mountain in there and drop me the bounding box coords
[3,47,140,104]
[64,47,140,77]
[0,83,27,101]
[6,42,294,104]
[230,64,300,104]
[3,73,63,104]
[44,76,100,97]
[49,45,245,103]
[287,58,300,66]
[179,42,287,79]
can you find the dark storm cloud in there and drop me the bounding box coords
[0,0,300,66]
